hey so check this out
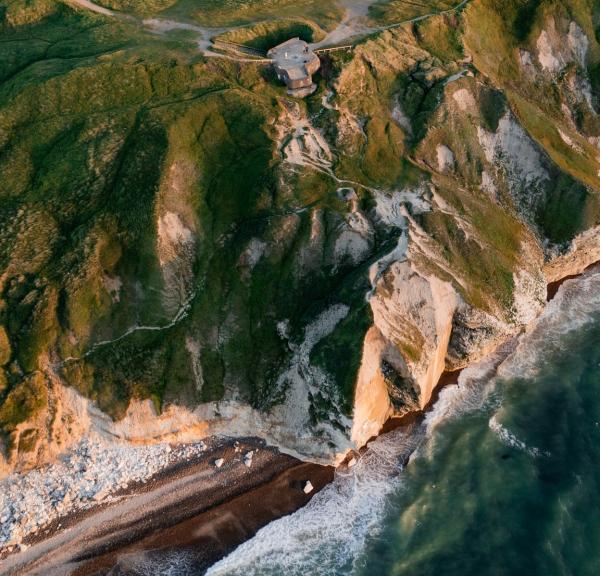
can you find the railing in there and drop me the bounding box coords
[314,45,354,54]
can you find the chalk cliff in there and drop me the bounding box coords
[0,0,599,475]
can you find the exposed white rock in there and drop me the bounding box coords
[243,452,253,468]
[568,22,589,67]
[391,99,413,134]
[156,205,196,314]
[185,337,204,393]
[272,304,352,453]
[351,327,394,447]
[157,212,194,261]
[239,238,267,276]
[333,199,373,267]
[568,74,595,111]
[452,88,476,112]
[512,269,546,325]
[373,186,430,229]
[537,30,562,73]
[536,21,589,75]
[519,49,536,75]
[558,128,583,153]
[369,260,459,407]
[477,112,549,217]
[436,144,455,172]
[544,224,600,284]
[278,102,332,170]
[0,437,207,548]
[480,170,497,198]
[303,481,314,494]
[214,458,225,468]
[334,228,372,266]
[102,274,122,303]
[478,113,548,187]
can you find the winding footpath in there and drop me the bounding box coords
[64,0,473,58]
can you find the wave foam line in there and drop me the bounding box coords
[206,427,421,576]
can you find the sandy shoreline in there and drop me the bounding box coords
[1,438,332,575]
[2,263,596,575]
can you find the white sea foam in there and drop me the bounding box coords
[488,416,549,458]
[498,269,600,381]
[423,352,504,435]
[207,427,422,576]
[204,269,600,575]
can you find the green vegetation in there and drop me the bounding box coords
[214,18,325,52]
[368,0,465,26]
[0,373,47,432]
[0,0,598,446]
[419,190,521,312]
[463,0,600,222]
[163,0,343,30]
[95,0,178,13]
[413,13,464,62]
[0,326,11,366]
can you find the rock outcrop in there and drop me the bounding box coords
[0,0,599,475]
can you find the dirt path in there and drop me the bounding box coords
[312,0,471,48]
[65,0,472,58]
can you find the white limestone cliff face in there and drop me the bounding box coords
[2,18,598,481]
[1,216,594,479]
[544,224,600,283]
[351,327,393,447]
[351,261,459,448]
[369,261,459,406]
[477,111,549,219]
[536,20,589,75]
[529,19,597,127]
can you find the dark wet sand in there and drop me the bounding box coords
[76,461,333,575]
[7,267,595,575]
[4,439,332,576]
[0,368,482,576]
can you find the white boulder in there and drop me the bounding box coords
[303,481,314,494]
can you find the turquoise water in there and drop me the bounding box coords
[205,270,600,576]
[359,314,600,576]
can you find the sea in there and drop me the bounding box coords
[168,268,600,576]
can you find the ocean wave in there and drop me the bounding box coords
[488,415,549,458]
[206,427,422,576]
[205,269,600,576]
[424,347,508,436]
[498,269,600,381]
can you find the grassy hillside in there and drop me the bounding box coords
[0,0,599,460]
[368,0,467,26]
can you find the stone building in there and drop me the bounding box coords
[267,38,321,98]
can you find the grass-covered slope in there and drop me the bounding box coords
[0,0,599,466]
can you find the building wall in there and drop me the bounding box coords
[288,77,313,90]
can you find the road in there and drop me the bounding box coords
[64,0,472,57]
